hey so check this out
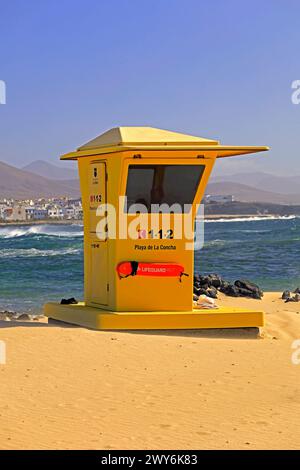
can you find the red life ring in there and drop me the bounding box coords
[117,261,188,282]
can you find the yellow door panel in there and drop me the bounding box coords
[87,161,108,306]
[89,162,106,240]
[89,241,108,306]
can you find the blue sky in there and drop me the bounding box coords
[0,0,299,176]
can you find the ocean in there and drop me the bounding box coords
[0,216,299,313]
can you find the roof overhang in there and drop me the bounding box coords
[60,127,269,161]
[61,145,269,161]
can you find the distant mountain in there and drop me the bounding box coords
[3,160,300,203]
[210,172,300,195]
[206,181,300,204]
[22,160,78,180]
[0,161,80,199]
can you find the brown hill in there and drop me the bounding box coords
[210,172,300,195]
[22,160,78,180]
[206,181,300,204]
[0,161,80,199]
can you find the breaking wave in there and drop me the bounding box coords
[204,215,297,223]
[0,224,84,239]
[0,247,82,258]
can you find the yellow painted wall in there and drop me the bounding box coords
[78,150,216,312]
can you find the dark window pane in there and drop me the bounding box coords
[125,164,205,213]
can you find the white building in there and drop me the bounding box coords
[0,203,8,220]
[25,207,35,220]
[33,209,48,220]
[205,194,235,204]
[74,206,83,219]
[48,206,64,219]
[65,207,75,219]
[5,205,27,221]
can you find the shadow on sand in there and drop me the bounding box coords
[0,319,261,339]
[0,318,76,329]
[115,327,261,339]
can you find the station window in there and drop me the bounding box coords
[125,164,205,213]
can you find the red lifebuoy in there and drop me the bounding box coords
[117,261,188,282]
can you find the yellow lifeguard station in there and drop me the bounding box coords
[44,127,268,330]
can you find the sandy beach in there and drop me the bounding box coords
[0,292,299,450]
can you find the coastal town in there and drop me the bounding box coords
[0,195,233,223]
[0,197,83,222]
[1,193,300,223]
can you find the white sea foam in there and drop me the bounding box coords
[0,247,82,258]
[204,239,227,247]
[203,215,298,223]
[0,224,84,238]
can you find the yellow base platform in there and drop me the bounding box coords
[44,302,264,330]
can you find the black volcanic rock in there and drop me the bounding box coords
[194,273,264,300]
[207,287,218,299]
[207,274,223,288]
[234,279,263,299]
[282,290,291,300]
[223,284,240,297]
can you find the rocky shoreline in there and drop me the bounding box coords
[193,273,264,301]
[0,311,45,322]
[1,274,299,322]
[193,273,300,304]
[282,288,300,303]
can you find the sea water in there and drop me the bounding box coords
[0,217,299,313]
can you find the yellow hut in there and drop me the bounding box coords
[44,127,268,329]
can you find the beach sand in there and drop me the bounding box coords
[0,292,300,450]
